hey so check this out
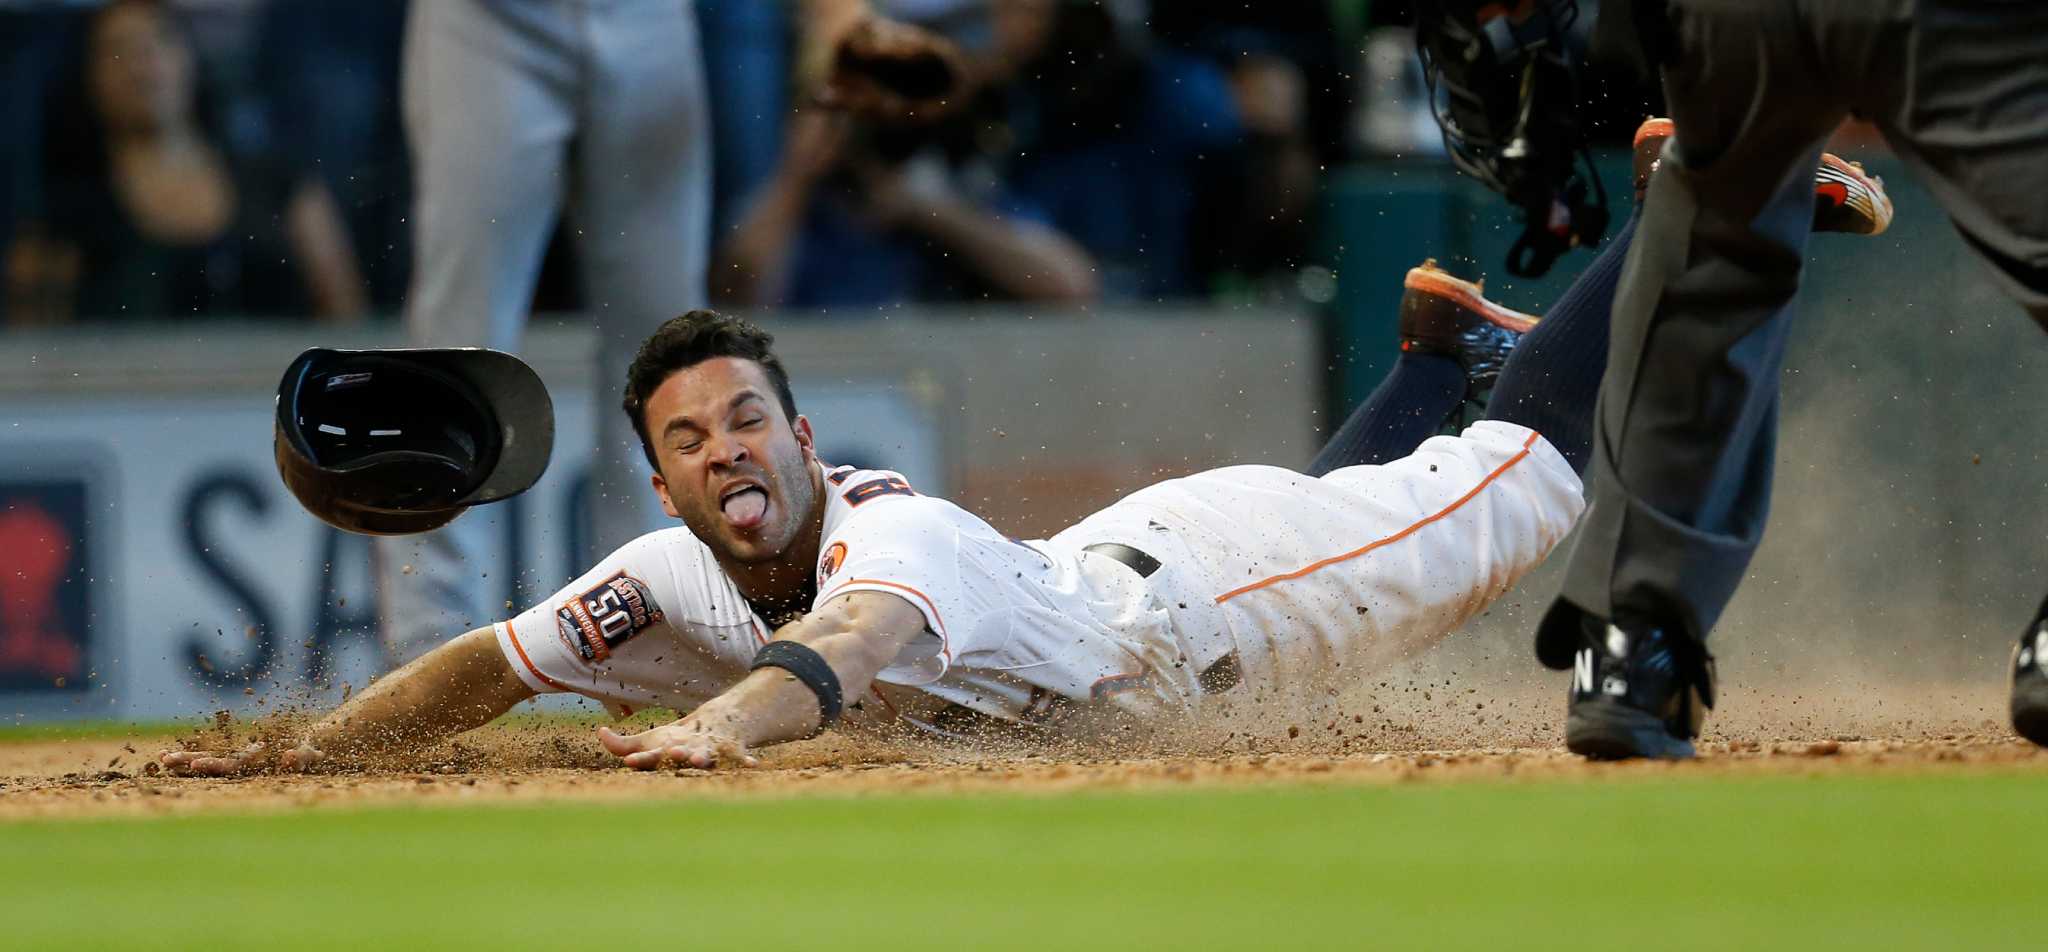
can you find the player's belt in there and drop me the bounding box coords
[1083,542,1240,693]
[1082,542,1160,578]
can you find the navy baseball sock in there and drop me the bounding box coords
[1305,352,1466,476]
[1484,209,1642,474]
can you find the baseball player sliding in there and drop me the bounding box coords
[166,124,1892,774]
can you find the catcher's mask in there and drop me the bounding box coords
[274,348,554,535]
[1416,0,1608,277]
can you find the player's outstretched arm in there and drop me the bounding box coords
[598,591,925,770]
[159,626,537,776]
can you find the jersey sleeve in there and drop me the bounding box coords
[495,533,671,695]
[494,528,758,701]
[812,495,979,687]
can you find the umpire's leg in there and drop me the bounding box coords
[375,0,578,665]
[1853,0,2048,328]
[1845,0,2048,741]
[1537,0,1851,665]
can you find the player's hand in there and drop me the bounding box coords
[597,720,759,771]
[814,15,970,121]
[158,741,325,776]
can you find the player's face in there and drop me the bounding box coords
[643,357,819,564]
[90,2,193,135]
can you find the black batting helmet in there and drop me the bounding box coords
[274,348,554,535]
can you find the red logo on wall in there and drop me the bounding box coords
[0,483,91,691]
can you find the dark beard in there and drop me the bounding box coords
[745,586,814,629]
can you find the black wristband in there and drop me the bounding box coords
[750,640,844,731]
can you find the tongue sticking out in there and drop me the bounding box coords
[721,488,769,528]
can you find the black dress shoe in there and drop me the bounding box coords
[1561,615,1716,761]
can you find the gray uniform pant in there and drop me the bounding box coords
[376,0,711,663]
[1540,0,2048,661]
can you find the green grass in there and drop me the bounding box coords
[3,770,2040,950]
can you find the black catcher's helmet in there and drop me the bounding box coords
[274,348,554,535]
[1414,0,1609,277]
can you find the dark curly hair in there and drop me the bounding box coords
[41,0,227,204]
[622,310,799,468]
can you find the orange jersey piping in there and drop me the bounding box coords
[501,620,572,692]
[1215,429,1543,603]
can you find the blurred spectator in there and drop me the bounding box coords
[980,0,1245,302]
[1194,51,1323,300]
[1150,0,1348,160]
[252,0,412,313]
[4,0,368,325]
[712,109,1098,310]
[698,0,793,235]
[1150,2,1340,299]
[1,9,73,324]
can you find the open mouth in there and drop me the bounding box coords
[719,484,770,529]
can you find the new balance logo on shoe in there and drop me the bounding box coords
[1573,648,1595,696]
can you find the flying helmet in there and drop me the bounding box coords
[274,348,554,535]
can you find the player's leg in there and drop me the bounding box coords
[1475,214,1639,475]
[1850,3,2048,331]
[375,0,577,664]
[1304,266,1533,475]
[1312,121,1891,477]
[1842,3,2048,743]
[1534,2,1852,759]
[1072,396,1589,698]
[572,0,714,560]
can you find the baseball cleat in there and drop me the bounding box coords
[1630,117,1675,201]
[2009,600,2048,746]
[1398,259,1538,428]
[1812,154,1894,235]
[1562,615,1716,761]
[1632,118,1895,235]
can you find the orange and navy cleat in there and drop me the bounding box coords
[1398,259,1539,429]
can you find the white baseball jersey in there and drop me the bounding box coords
[494,461,1190,734]
[494,421,1585,735]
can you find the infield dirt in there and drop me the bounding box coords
[6,675,2043,820]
